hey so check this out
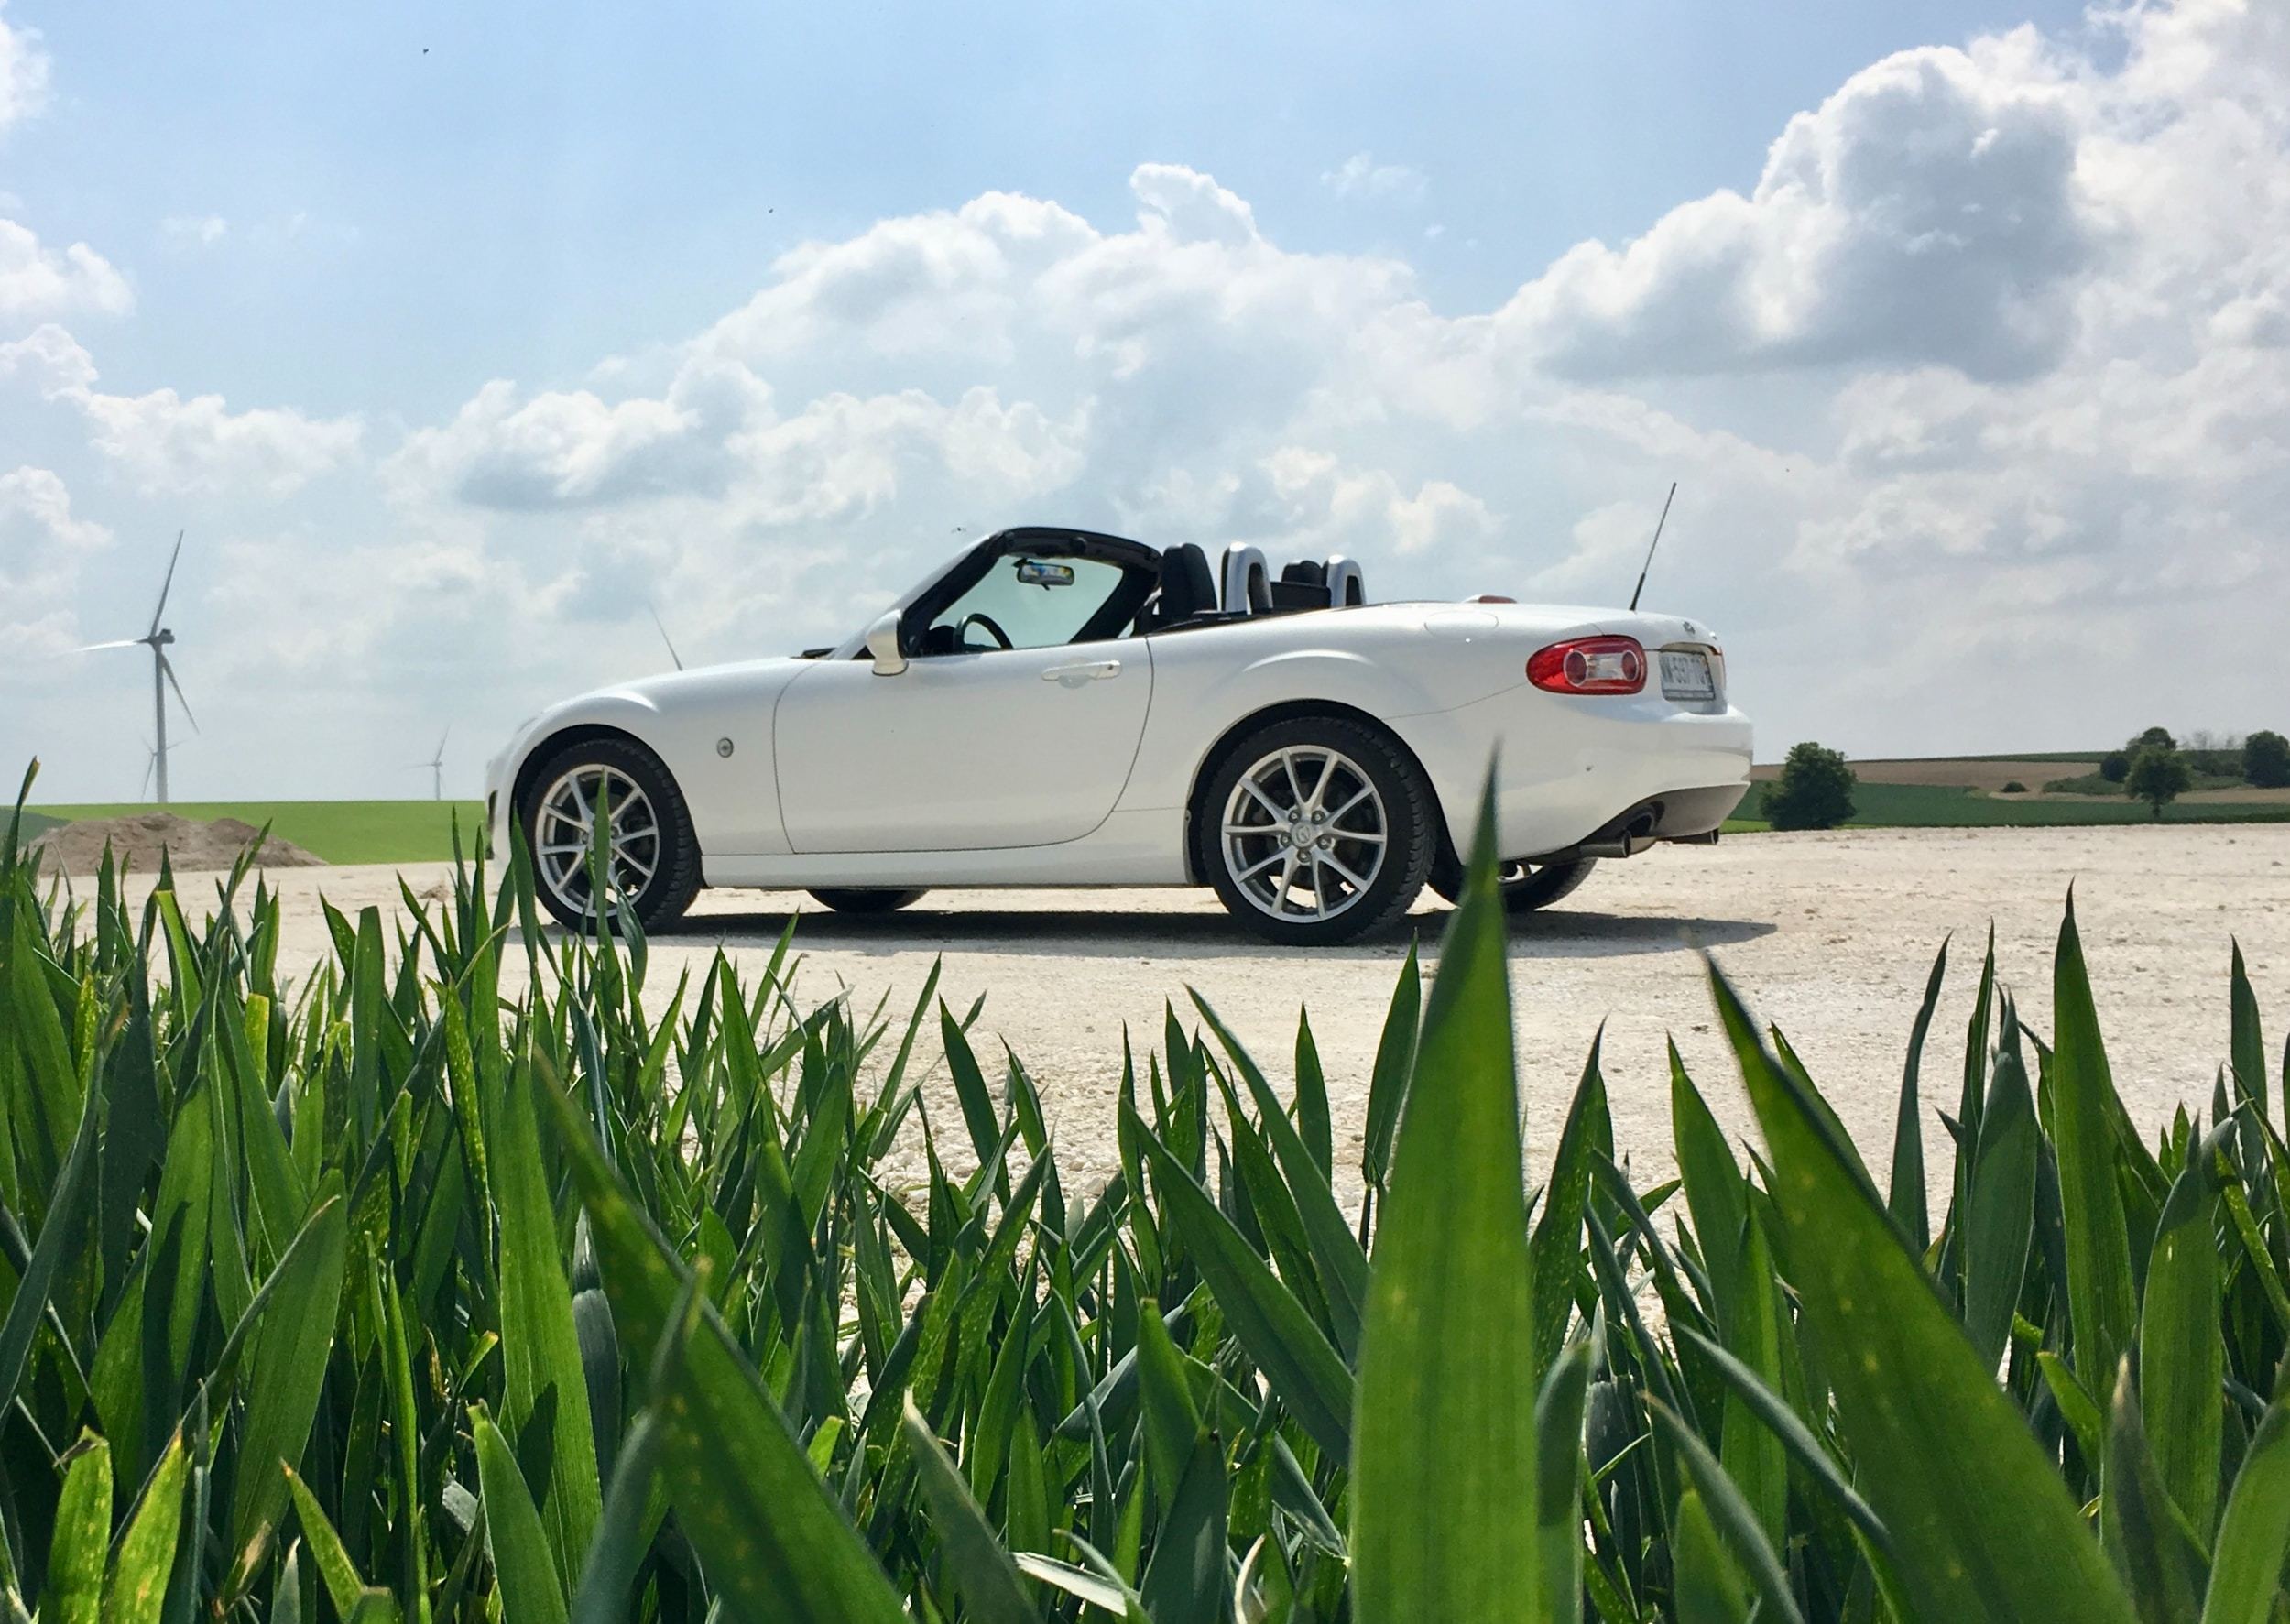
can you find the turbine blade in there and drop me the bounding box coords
[158,652,199,732]
[141,753,155,800]
[69,638,141,653]
[435,725,451,761]
[649,604,684,671]
[149,530,184,637]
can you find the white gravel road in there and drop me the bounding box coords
[123,823,2290,1210]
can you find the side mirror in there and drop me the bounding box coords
[866,611,908,676]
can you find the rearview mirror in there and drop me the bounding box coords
[1016,559,1075,588]
[866,610,908,676]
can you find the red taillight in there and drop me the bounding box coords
[1527,635,1646,695]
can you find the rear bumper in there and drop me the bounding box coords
[1393,684,1754,862]
[1525,782,1747,861]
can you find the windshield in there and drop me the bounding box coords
[924,553,1133,653]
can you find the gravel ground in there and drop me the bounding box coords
[115,823,2290,1211]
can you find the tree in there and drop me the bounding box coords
[2247,729,2290,789]
[2130,725,2176,754]
[2099,751,2131,783]
[2126,746,2192,817]
[1766,741,1858,831]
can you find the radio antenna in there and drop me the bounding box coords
[1628,483,1676,612]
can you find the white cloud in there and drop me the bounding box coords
[162,213,229,248]
[0,465,109,652]
[0,216,134,319]
[2,324,363,496]
[1498,32,2099,380]
[0,0,49,134]
[1323,152,1427,202]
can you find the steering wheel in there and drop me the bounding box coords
[956,612,1014,651]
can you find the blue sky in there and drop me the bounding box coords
[4,0,2285,799]
[29,0,2097,407]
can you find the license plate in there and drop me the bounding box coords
[1659,649,1716,701]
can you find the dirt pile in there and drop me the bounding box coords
[27,813,326,876]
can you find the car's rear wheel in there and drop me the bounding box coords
[1429,855,1600,912]
[1201,716,1433,946]
[521,737,702,934]
[808,888,928,914]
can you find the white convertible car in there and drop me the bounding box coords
[484,528,1751,945]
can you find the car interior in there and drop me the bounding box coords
[878,529,1370,659]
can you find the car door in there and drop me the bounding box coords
[772,554,1155,852]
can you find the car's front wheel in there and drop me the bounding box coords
[521,737,702,933]
[1429,855,1599,912]
[808,888,928,914]
[1200,716,1434,946]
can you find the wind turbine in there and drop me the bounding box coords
[648,603,684,671]
[76,533,197,804]
[408,727,450,801]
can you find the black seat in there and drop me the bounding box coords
[1142,543,1218,630]
[1270,559,1329,611]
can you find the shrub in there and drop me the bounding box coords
[2248,728,2290,788]
[2127,743,2194,816]
[2099,750,2131,783]
[1764,740,1858,830]
[2000,779,2027,793]
[4,760,2288,1624]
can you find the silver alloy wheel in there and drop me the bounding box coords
[1219,745,1390,922]
[534,764,661,920]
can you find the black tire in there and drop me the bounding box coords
[807,888,928,914]
[519,736,702,934]
[1429,855,1600,912]
[1197,714,1434,946]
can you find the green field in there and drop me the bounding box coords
[26,800,485,864]
[1728,779,2290,832]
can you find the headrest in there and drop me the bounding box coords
[1150,543,1217,627]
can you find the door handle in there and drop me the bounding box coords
[1041,659,1121,685]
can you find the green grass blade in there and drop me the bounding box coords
[537,1072,910,1624]
[1710,957,2138,1624]
[901,1397,1042,1624]
[1536,1340,1593,1624]
[474,1411,570,1624]
[1677,1328,1890,1553]
[48,1433,112,1624]
[1190,990,1369,1356]
[1137,1430,1230,1624]
[1352,780,1537,1624]
[225,1183,347,1592]
[569,1411,666,1624]
[1359,939,1420,1193]
[1531,1039,1608,1378]
[2053,890,2140,1389]
[1715,1209,1788,1553]
[1670,1488,1751,1624]
[2202,1382,2290,1624]
[0,964,103,1416]
[1131,1125,1354,1463]
[1889,939,1947,1253]
[105,1426,190,1624]
[1648,1399,1804,1624]
[1293,1008,1332,1178]
[1963,1040,2039,1374]
[2142,1128,2229,1539]
[489,1050,602,1593]
[1135,1296,1203,1507]
[284,1467,367,1618]
[2101,1362,2208,1622]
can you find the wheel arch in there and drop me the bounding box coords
[510,723,683,831]
[1182,699,1456,885]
